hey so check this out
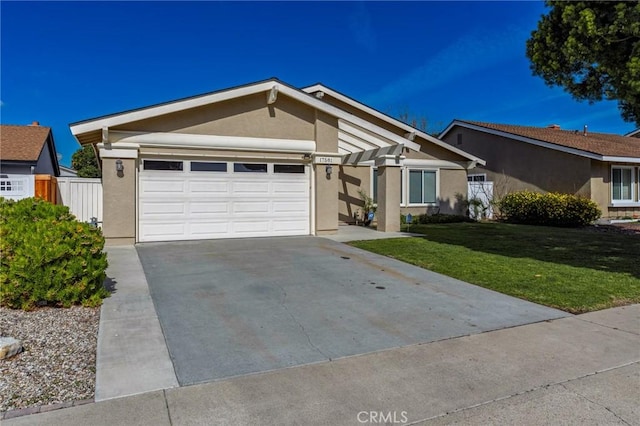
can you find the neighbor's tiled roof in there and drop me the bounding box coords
[0,124,52,162]
[459,120,640,158]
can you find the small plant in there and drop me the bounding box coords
[0,197,109,310]
[498,191,601,227]
[357,189,376,226]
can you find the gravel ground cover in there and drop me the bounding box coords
[0,306,100,413]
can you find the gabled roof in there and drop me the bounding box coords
[440,120,640,162]
[69,78,483,164]
[302,83,484,164]
[626,128,640,138]
[1,124,53,161]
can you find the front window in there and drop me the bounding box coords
[612,167,633,202]
[409,170,436,204]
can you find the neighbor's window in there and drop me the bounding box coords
[191,162,227,172]
[143,160,184,171]
[612,166,633,202]
[467,174,486,182]
[234,163,267,173]
[409,170,436,204]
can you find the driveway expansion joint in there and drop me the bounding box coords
[407,361,640,426]
[558,382,633,426]
[574,316,640,336]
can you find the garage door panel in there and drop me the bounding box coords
[139,160,310,242]
[272,201,308,213]
[232,201,270,214]
[189,180,230,194]
[141,179,186,194]
[141,202,186,217]
[141,223,186,241]
[189,221,230,236]
[232,220,270,234]
[189,201,230,215]
[272,219,309,232]
[232,181,270,195]
[272,181,308,194]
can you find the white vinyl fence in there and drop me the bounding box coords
[57,177,103,223]
[468,181,494,219]
[0,174,35,201]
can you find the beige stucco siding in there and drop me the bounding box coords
[101,157,136,245]
[113,93,315,141]
[338,165,370,223]
[314,111,340,233]
[442,127,591,197]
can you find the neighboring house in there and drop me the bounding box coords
[0,122,61,200]
[59,165,78,177]
[70,78,484,244]
[440,120,640,219]
[626,129,640,138]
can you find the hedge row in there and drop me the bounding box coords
[498,191,601,227]
[0,198,109,310]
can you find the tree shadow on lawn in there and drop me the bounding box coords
[411,222,640,279]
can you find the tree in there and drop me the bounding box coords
[71,145,101,178]
[526,1,640,125]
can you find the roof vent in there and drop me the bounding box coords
[547,124,560,130]
[30,121,40,126]
[583,125,588,136]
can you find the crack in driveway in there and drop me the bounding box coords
[276,283,332,361]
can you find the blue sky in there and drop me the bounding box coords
[1,1,634,167]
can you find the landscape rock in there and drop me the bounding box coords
[0,336,23,360]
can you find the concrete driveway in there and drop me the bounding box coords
[136,236,568,386]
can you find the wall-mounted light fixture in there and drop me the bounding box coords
[325,164,333,175]
[115,159,124,172]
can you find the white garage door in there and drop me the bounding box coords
[139,159,310,242]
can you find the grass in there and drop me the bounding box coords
[351,222,640,313]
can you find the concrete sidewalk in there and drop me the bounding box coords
[94,246,178,401]
[4,303,638,425]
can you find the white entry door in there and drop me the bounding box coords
[138,159,310,242]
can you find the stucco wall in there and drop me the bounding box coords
[314,111,339,233]
[338,165,370,223]
[442,127,592,197]
[101,157,136,245]
[113,93,315,141]
[590,160,610,215]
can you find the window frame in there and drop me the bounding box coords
[407,168,438,206]
[142,160,184,171]
[467,174,486,182]
[371,167,406,206]
[611,165,636,203]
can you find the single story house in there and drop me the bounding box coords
[440,120,640,219]
[70,78,484,244]
[0,122,61,200]
[59,165,79,177]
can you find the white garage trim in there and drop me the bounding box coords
[109,130,316,154]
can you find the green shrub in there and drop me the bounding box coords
[0,197,109,310]
[401,213,474,225]
[498,191,601,227]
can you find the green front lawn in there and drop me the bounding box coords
[351,223,640,313]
